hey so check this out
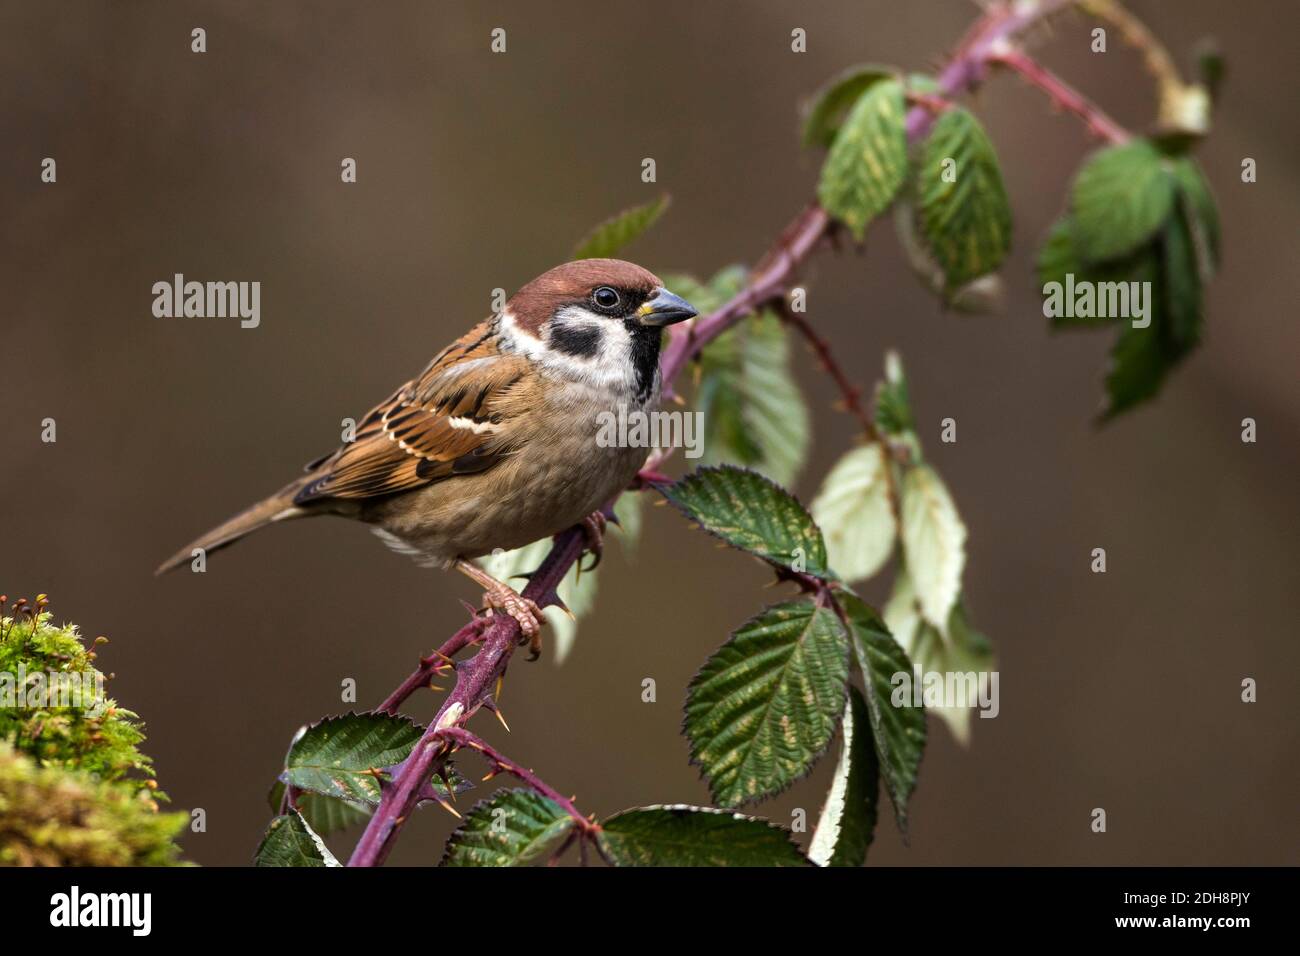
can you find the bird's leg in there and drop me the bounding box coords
[578,511,607,573]
[453,559,546,659]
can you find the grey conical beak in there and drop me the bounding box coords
[636,287,698,327]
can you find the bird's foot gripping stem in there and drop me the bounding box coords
[454,559,546,660]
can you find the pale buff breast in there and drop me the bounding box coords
[364,379,652,565]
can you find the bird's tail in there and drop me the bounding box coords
[155,479,310,576]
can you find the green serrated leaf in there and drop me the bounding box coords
[598,805,810,866]
[810,444,896,584]
[697,310,810,486]
[572,195,669,260]
[1070,140,1175,262]
[255,811,340,867]
[296,792,371,835]
[686,599,849,807]
[284,713,469,805]
[802,65,895,148]
[808,686,879,866]
[899,465,967,633]
[817,78,908,239]
[440,789,574,867]
[284,713,422,805]
[267,780,372,836]
[840,593,925,834]
[915,106,1012,290]
[662,466,829,578]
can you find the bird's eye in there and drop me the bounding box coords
[592,287,621,311]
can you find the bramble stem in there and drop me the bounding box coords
[988,48,1130,144]
[780,309,875,439]
[348,528,586,866]
[376,617,484,715]
[779,308,902,519]
[658,202,832,397]
[437,727,596,834]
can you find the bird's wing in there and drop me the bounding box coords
[294,321,532,503]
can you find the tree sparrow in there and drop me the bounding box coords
[157,259,697,655]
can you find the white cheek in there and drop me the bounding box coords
[599,319,633,363]
[501,307,641,396]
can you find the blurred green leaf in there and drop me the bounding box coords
[1170,157,1220,277]
[613,490,643,555]
[874,350,917,445]
[1101,209,1204,421]
[808,686,879,866]
[1046,146,1217,418]
[572,195,669,260]
[802,65,895,148]
[1103,320,1172,420]
[670,267,809,485]
[905,73,941,96]
[1070,140,1174,262]
[686,599,850,807]
[894,201,1006,312]
[915,107,1012,290]
[440,789,573,867]
[662,466,830,578]
[884,573,993,745]
[1161,203,1203,346]
[1036,218,1158,330]
[899,464,967,634]
[817,78,908,239]
[698,311,810,486]
[811,443,896,584]
[598,806,810,866]
[659,264,744,318]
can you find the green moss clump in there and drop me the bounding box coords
[0,742,187,866]
[0,595,187,865]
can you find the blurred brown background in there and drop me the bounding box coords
[1,0,1296,867]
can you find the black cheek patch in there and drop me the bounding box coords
[551,324,602,357]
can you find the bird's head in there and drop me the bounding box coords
[500,259,697,396]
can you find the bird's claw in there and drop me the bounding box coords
[482,587,545,660]
[579,511,607,572]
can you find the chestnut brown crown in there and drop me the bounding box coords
[506,259,664,334]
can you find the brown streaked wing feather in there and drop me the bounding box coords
[294,321,530,503]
